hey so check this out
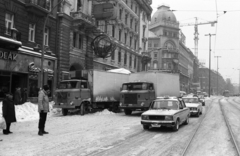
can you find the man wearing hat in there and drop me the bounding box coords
[38,85,50,136]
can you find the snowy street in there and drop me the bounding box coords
[1,97,240,156]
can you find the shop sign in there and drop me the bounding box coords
[0,50,17,61]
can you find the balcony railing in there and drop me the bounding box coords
[70,12,95,25]
[25,0,50,16]
[0,26,21,41]
[162,47,178,53]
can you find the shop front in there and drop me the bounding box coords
[0,47,57,102]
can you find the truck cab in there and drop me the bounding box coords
[119,82,155,115]
[53,79,91,115]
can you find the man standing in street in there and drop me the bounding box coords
[38,85,50,136]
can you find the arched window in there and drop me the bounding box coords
[153,62,158,69]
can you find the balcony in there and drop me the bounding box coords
[0,26,22,50]
[25,0,50,17]
[70,12,96,29]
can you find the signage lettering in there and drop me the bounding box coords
[0,50,18,61]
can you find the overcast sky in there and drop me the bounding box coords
[151,0,240,84]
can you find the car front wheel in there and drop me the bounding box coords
[173,120,179,131]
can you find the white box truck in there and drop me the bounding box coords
[119,71,180,115]
[53,70,129,115]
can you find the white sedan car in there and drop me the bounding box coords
[182,97,203,117]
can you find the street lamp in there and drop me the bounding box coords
[40,0,65,89]
[205,33,215,97]
[214,56,221,95]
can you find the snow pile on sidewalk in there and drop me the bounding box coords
[94,109,115,115]
[0,101,62,122]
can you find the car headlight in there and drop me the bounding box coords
[119,103,122,106]
[165,116,173,121]
[70,101,74,105]
[141,102,145,106]
[142,115,149,120]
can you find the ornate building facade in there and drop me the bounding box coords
[57,0,152,82]
[0,0,58,100]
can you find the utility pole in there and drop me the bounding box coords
[214,56,221,95]
[205,33,215,97]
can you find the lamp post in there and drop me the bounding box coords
[214,56,221,95]
[205,33,215,97]
[40,0,65,89]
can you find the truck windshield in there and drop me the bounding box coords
[59,81,78,89]
[151,100,178,110]
[122,83,151,90]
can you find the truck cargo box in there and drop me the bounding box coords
[129,71,180,97]
[88,70,129,103]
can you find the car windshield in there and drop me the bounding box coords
[151,100,179,110]
[59,81,78,89]
[183,98,198,103]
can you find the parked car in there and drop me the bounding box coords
[182,97,203,117]
[141,97,190,131]
[198,95,205,106]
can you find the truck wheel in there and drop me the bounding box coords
[62,109,68,116]
[143,125,149,130]
[124,109,132,115]
[173,120,179,131]
[80,103,85,116]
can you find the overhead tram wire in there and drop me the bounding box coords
[213,0,219,56]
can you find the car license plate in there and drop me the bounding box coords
[151,124,161,128]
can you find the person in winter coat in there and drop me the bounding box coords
[2,93,17,135]
[14,87,22,105]
[38,85,50,136]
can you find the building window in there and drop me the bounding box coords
[124,33,127,44]
[135,24,138,32]
[154,43,158,47]
[118,51,121,63]
[134,56,137,68]
[5,13,14,35]
[112,25,115,37]
[142,13,145,21]
[111,50,115,60]
[143,26,146,38]
[119,29,122,41]
[130,18,133,28]
[44,27,49,46]
[125,14,128,25]
[73,32,83,49]
[119,9,122,19]
[131,2,133,9]
[129,55,132,67]
[130,36,132,47]
[154,53,157,58]
[28,23,35,42]
[124,52,127,65]
[163,31,167,36]
[148,43,152,47]
[134,39,137,50]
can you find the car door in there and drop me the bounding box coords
[178,100,185,124]
[181,100,189,119]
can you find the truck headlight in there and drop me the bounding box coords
[142,115,149,120]
[119,103,122,106]
[165,116,173,121]
[141,102,145,106]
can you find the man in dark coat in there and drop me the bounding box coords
[2,93,16,135]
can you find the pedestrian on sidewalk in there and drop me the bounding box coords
[38,85,50,136]
[2,93,16,135]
